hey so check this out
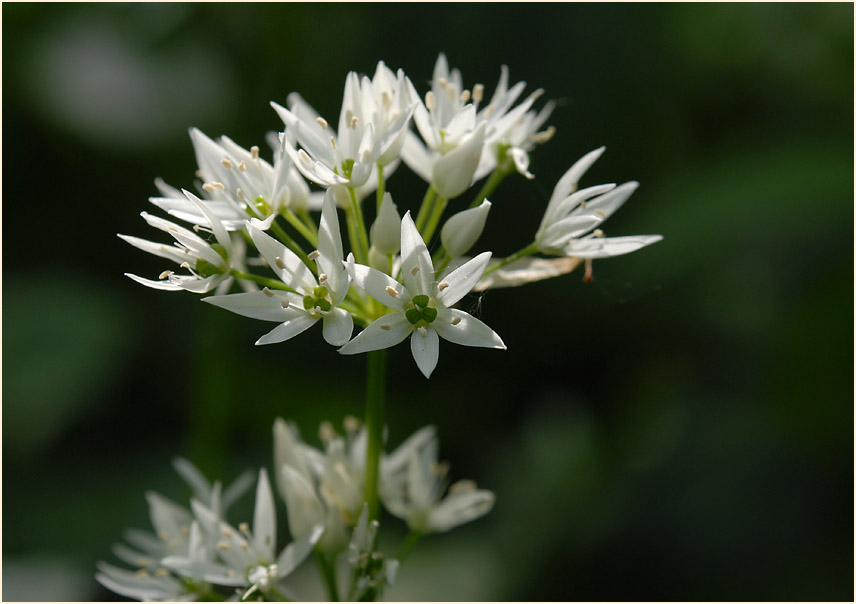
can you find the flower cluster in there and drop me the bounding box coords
[97,420,491,601]
[120,53,661,379]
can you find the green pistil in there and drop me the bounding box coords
[195,258,224,278]
[303,285,332,313]
[254,195,272,216]
[405,295,437,325]
[342,158,355,180]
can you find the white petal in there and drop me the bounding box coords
[253,468,277,560]
[172,457,212,503]
[399,212,434,295]
[573,181,639,220]
[280,465,325,539]
[203,291,300,322]
[551,146,606,204]
[565,234,663,259]
[538,214,603,251]
[248,224,316,292]
[322,307,354,346]
[338,313,412,355]
[509,146,534,179]
[124,273,184,291]
[161,556,245,587]
[440,200,491,259]
[346,260,406,310]
[317,190,349,299]
[427,490,495,532]
[256,313,317,345]
[437,251,492,307]
[433,309,505,349]
[410,327,440,378]
[118,234,190,265]
[183,190,232,256]
[400,131,434,183]
[275,524,325,578]
[473,256,583,291]
[431,122,486,199]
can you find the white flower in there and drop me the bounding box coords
[440,200,491,259]
[150,128,315,231]
[535,147,663,257]
[347,504,400,598]
[339,211,505,378]
[203,191,354,346]
[163,469,324,601]
[380,426,495,533]
[370,192,402,256]
[120,190,237,294]
[402,54,547,195]
[272,61,417,190]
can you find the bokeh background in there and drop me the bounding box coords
[3,3,853,601]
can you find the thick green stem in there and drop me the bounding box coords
[282,208,318,247]
[347,187,370,265]
[363,349,387,522]
[270,220,313,268]
[376,163,385,213]
[414,185,437,232]
[469,156,514,209]
[481,241,540,278]
[229,270,297,294]
[314,550,340,601]
[395,531,422,564]
[420,196,448,244]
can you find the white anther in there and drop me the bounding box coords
[222,528,234,538]
[281,300,290,309]
[350,115,359,129]
[239,522,250,536]
[438,77,448,89]
[593,229,605,237]
[195,169,205,179]
[594,210,607,218]
[221,158,234,169]
[484,104,495,119]
[316,117,328,129]
[438,281,450,291]
[308,250,320,260]
[319,421,337,443]
[344,415,361,432]
[298,149,313,164]
[451,316,462,326]
[250,146,260,159]
[274,257,287,270]
[460,89,471,103]
[472,83,484,103]
[202,183,216,193]
[236,188,245,200]
[135,569,150,578]
[380,323,391,331]
[417,326,428,337]
[211,181,225,190]
[410,266,420,275]
[262,287,275,298]
[180,262,191,269]
[318,273,327,283]
[238,160,247,172]
[217,541,231,550]
[449,479,477,494]
[531,126,556,144]
[425,91,436,110]
[385,286,398,297]
[159,270,172,280]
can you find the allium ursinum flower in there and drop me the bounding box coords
[272,61,418,192]
[163,469,324,602]
[380,425,495,533]
[339,212,505,378]
[440,200,491,259]
[402,54,546,197]
[96,459,254,601]
[203,191,354,346]
[120,190,239,294]
[150,128,316,231]
[535,147,663,259]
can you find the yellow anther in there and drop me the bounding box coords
[410,266,420,275]
[217,541,231,550]
[343,415,361,432]
[593,229,605,237]
[136,557,153,567]
[210,181,226,190]
[460,89,471,103]
[236,188,245,200]
[350,115,359,129]
[195,169,205,179]
[318,273,328,283]
[425,91,436,111]
[262,287,275,298]
[430,461,449,476]
[274,257,287,270]
[531,126,556,144]
[135,569,150,578]
[380,323,392,331]
[319,421,337,443]
[316,117,328,129]
[438,281,450,291]
[250,146,260,159]
[238,161,247,172]
[438,77,448,89]
[158,270,172,280]
[449,479,477,494]
[385,286,398,298]
[450,316,462,326]
[472,83,484,103]
[155,568,170,577]
[180,261,191,269]
[594,210,607,218]
[221,158,234,169]
[202,183,216,193]
[239,522,250,535]
[308,250,320,260]
[417,326,428,337]
[298,149,312,164]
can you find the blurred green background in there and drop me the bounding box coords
[3,3,853,601]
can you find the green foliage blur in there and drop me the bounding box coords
[3,3,852,601]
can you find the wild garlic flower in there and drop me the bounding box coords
[535,147,663,258]
[339,212,505,378]
[120,190,238,294]
[348,504,399,599]
[203,191,354,346]
[402,54,547,197]
[151,128,315,231]
[273,61,417,192]
[380,425,495,533]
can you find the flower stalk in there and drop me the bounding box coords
[363,348,387,521]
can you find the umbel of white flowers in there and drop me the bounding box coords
[119,53,661,378]
[97,419,492,602]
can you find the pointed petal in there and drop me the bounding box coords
[203,291,300,322]
[437,251,491,307]
[256,313,317,345]
[399,211,434,295]
[427,489,496,532]
[565,234,663,259]
[346,259,406,310]
[172,457,212,503]
[338,313,412,355]
[473,256,583,291]
[322,307,354,346]
[275,524,325,577]
[124,273,184,291]
[248,224,316,292]
[253,469,277,560]
[317,190,349,298]
[410,328,440,378]
[434,309,505,349]
[432,122,486,199]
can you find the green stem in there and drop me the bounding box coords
[395,531,423,564]
[297,208,319,238]
[347,187,370,265]
[229,270,297,294]
[363,349,387,522]
[469,157,514,209]
[421,196,448,245]
[314,550,340,601]
[282,208,318,247]
[376,163,385,213]
[414,185,437,232]
[480,242,540,278]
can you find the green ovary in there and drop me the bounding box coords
[405,295,438,325]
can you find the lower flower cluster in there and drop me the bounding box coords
[97,419,494,602]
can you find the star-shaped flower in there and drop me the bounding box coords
[203,191,353,346]
[339,212,505,378]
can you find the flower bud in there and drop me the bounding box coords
[280,465,325,539]
[440,200,491,258]
[370,192,401,255]
[431,122,486,199]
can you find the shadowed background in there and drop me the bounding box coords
[3,3,853,601]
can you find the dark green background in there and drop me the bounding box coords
[3,3,853,601]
